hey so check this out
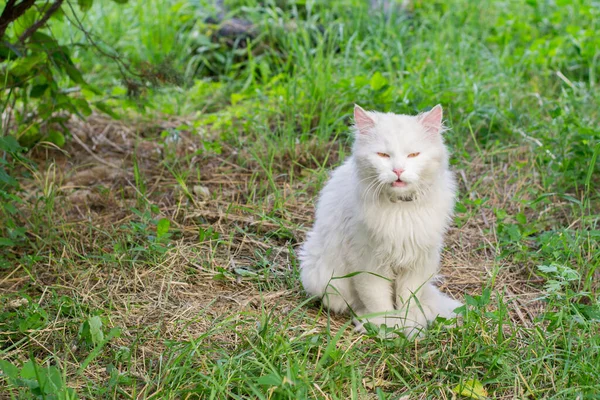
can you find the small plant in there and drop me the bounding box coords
[115,207,173,258]
[198,226,220,242]
[0,295,48,344]
[494,208,541,261]
[537,264,600,330]
[0,358,78,399]
[0,136,28,252]
[78,315,106,347]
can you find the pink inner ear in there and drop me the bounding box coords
[419,104,443,134]
[354,105,375,134]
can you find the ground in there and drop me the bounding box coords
[1,0,600,399]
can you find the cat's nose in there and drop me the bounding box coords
[392,168,404,178]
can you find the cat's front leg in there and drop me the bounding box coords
[395,265,462,336]
[352,270,398,332]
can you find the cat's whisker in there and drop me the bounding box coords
[357,174,380,185]
[367,180,386,204]
[368,180,382,203]
[375,181,386,202]
[372,180,386,203]
[362,179,381,204]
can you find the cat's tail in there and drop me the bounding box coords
[298,244,351,314]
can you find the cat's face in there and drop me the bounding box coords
[352,105,448,201]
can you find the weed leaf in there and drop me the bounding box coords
[156,218,170,238]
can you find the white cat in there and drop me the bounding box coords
[299,104,462,337]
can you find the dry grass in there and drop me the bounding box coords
[1,114,557,386]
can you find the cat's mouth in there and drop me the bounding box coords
[392,179,407,188]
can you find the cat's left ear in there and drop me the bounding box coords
[418,104,443,134]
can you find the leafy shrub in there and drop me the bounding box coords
[0,135,28,252]
[1,0,126,148]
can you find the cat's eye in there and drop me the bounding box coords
[377,152,390,158]
[407,152,420,158]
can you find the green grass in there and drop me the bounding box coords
[1,0,599,398]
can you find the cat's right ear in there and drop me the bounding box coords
[354,105,376,135]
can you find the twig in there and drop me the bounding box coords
[0,0,36,38]
[18,0,64,43]
[64,1,142,80]
[71,132,122,170]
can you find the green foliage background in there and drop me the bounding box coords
[1,0,599,398]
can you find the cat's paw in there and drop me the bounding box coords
[440,298,463,318]
[398,307,429,338]
[425,296,462,321]
[353,318,367,333]
[414,285,463,322]
[431,298,463,330]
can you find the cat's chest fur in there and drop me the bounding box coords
[359,191,452,270]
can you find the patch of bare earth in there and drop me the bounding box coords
[1,114,549,388]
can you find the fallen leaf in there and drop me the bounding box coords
[453,379,488,399]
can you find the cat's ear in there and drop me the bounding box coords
[418,104,443,134]
[354,104,376,135]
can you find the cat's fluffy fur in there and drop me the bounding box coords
[299,104,462,336]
